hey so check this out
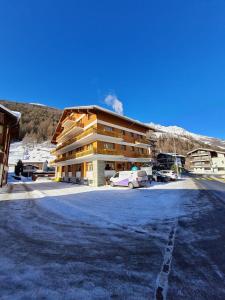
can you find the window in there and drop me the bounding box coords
[114,172,119,178]
[103,143,115,150]
[86,162,93,171]
[122,130,126,135]
[104,125,113,131]
[131,132,134,137]
[68,151,73,156]
[86,143,93,150]
[218,167,225,171]
[132,146,135,151]
[105,161,115,170]
[120,144,126,151]
[138,148,144,154]
[68,165,72,172]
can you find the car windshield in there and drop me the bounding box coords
[137,171,147,177]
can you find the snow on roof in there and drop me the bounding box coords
[64,105,155,130]
[187,148,225,155]
[0,104,21,121]
[29,102,47,107]
[11,110,21,119]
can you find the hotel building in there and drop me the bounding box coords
[187,148,225,174]
[51,105,155,186]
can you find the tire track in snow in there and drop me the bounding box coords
[154,219,178,300]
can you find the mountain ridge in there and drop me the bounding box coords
[149,122,225,151]
[1,99,224,157]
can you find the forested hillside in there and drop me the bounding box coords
[1,99,224,155]
[0,100,62,142]
[155,134,217,156]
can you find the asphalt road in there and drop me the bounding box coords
[168,175,225,300]
[0,178,225,300]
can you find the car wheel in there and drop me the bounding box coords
[128,182,134,189]
[110,181,115,187]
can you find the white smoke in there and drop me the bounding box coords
[104,94,124,115]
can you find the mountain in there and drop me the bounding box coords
[1,99,225,163]
[0,100,62,142]
[149,123,225,155]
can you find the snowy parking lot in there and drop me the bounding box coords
[0,178,225,299]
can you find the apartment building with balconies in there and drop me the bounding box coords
[187,148,225,174]
[0,105,20,187]
[51,105,155,186]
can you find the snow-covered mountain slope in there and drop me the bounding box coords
[9,141,55,165]
[149,123,225,150]
[29,102,47,107]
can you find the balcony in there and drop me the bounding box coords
[56,122,84,143]
[191,156,211,162]
[97,129,122,138]
[62,115,77,129]
[97,148,120,156]
[191,152,210,157]
[54,127,124,153]
[54,149,95,163]
[192,163,211,168]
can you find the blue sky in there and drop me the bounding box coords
[0,1,225,139]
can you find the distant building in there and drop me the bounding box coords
[187,148,225,174]
[0,105,20,187]
[51,105,155,186]
[157,152,186,170]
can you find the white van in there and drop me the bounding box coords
[110,170,148,189]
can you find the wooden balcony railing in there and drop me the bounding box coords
[57,121,84,142]
[54,149,95,163]
[97,129,123,138]
[55,127,97,151]
[53,147,151,164]
[55,127,124,152]
[97,149,120,155]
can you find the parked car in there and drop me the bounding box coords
[152,171,169,182]
[159,170,178,181]
[110,170,148,189]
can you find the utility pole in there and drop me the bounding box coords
[146,130,158,165]
[172,136,180,178]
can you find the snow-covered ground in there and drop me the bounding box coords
[9,141,55,167]
[1,178,225,299]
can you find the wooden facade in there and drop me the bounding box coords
[51,106,155,186]
[0,105,20,187]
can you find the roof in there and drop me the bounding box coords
[0,104,21,122]
[52,105,155,143]
[158,152,186,157]
[187,148,225,155]
[65,105,154,129]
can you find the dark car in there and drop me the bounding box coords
[152,171,169,182]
